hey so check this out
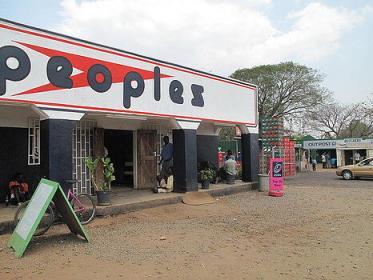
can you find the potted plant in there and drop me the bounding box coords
[85,156,115,206]
[200,168,215,189]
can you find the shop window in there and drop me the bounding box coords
[28,118,40,165]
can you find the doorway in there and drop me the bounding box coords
[137,130,157,189]
[344,149,366,165]
[104,130,133,187]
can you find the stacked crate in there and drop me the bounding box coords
[260,117,284,150]
[281,137,296,177]
[259,117,284,174]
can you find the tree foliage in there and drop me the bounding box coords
[218,127,236,140]
[230,62,329,119]
[307,99,373,138]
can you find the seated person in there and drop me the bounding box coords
[225,149,234,161]
[224,155,237,182]
[154,167,173,193]
[217,150,234,183]
[7,173,29,206]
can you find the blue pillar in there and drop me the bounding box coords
[241,133,259,182]
[40,119,75,191]
[172,129,198,192]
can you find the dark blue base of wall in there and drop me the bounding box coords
[241,133,259,182]
[40,119,75,192]
[197,135,218,170]
[173,129,198,193]
[0,127,40,202]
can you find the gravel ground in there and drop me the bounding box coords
[1,170,373,280]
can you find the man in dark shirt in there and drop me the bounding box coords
[159,136,173,184]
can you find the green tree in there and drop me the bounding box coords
[307,99,373,138]
[218,127,236,140]
[230,62,329,119]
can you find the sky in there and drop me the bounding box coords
[0,0,372,104]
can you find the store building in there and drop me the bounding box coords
[336,138,373,166]
[0,18,259,200]
[302,138,373,167]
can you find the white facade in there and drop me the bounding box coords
[0,19,257,127]
[0,18,260,196]
[303,138,373,167]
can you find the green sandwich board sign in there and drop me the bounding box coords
[8,179,90,257]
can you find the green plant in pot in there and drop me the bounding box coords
[200,168,215,189]
[85,156,115,206]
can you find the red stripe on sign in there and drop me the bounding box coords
[13,41,171,96]
[0,23,256,91]
[0,98,256,126]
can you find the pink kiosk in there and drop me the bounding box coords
[269,158,284,197]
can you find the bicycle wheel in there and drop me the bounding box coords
[72,194,96,225]
[13,201,55,236]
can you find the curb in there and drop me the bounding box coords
[0,182,256,235]
[96,182,256,216]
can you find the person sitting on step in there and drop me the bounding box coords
[224,154,237,184]
[7,173,29,206]
[154,167,174,193]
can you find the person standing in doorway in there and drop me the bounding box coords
[321,153,326,169]
[159,136,173,184]
[326,153,331,169]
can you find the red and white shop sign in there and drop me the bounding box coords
[0,19,257,125]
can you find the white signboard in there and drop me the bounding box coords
[15,182,53,240]
[343,138,362,143]
[303,140,337,150]
[0,19,257,126]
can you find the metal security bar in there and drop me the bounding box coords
[28,118,40,165]
[72,120,96,195]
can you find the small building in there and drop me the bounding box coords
[302,137,373,167]
[0,18,259,200]
[336,138,373,166]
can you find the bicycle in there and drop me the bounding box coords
[14,180,96,236]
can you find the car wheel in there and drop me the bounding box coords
[342,170,352,180]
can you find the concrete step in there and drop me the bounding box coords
[0,181,257,235]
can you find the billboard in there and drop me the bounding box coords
[0,19,257,125]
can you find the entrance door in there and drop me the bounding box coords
[137,130,157,189]
[104,130,133,187]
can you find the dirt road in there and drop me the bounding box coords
[1,171,373,279]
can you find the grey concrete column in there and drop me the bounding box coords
[172,129,198,192]
[40,119,75,192]
[241,133,259,182]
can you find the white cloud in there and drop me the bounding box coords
[56,0,366,76]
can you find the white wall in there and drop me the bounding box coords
[0,104,40,128]
[367,150,373,158]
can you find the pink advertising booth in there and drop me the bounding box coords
[269,158,284,197]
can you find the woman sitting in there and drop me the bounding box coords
[7,173,29,206]
[154,167,174,193]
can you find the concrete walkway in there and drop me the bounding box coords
[0,181,256,234]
